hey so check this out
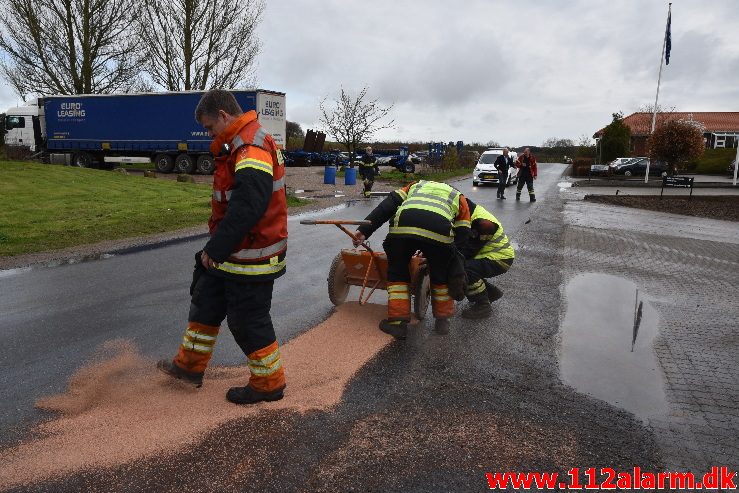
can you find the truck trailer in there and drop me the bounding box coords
[2,89,286,174]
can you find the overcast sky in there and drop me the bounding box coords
[2,0,738,147]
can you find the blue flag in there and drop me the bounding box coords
[665,9,672,65]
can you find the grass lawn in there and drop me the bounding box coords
[689,148,736,174]
[0,161,309,257]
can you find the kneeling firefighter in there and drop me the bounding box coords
[352,180,471,338]
[460,199,515,319]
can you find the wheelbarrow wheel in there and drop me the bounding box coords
[327,252,349,305]
[413,266,431,320]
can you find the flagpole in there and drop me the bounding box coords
[647,3,672,183]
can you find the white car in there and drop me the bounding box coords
[472,148,518,187]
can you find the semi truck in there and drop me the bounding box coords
[2,89,286,174]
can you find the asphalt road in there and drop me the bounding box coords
[0,166,563,443]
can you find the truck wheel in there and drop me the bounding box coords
[72,152,92,168]
[154,153,175,173]
[402,162,415,173]
[196,155,216,174]
[175,154,195,174]
[413,266,430,321]
[327,253,349,306]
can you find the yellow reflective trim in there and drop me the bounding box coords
[432,295,451,302]
[248,348,281,366]
[235,158,274,175]
[388,226,453,244]
[432,287,449,294]
[388,293,410,300]
[249,360,283,376]
[396,189,408,200]
[467,280,486,296]
[387,285,409,293]
[181,339,213,354]
[185,330,217,343]
[216,258,286,275]
[453,220,471,228]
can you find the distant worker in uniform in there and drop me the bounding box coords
[352,180,471,338]
[359,146,379,197]
[494,147,514,200]
[515,147,538,202]
[157,89,288,405]
[460,198,515,319]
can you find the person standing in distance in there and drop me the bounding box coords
[157,89,288,405]
[515,147,538,202]
[359,146,379,197]
[494,147,513,200]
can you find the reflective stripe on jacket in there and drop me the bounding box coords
[207,111,288,280]
[388,180,470,244]
[470,204,514,261]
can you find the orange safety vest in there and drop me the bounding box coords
[209,111,287,279]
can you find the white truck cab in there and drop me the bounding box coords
[4,100,44,153]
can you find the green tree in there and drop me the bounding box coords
[600,112,631,163]
[649,119,704,175]
[286,120,304,150]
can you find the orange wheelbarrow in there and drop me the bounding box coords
[300,219,431,320]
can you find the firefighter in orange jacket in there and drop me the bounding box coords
[353,180,471,338]
[158,89,287,405]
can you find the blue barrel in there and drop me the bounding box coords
[323,165,336,184]
[344,167,357,185]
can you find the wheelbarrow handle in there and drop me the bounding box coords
[299,219,372,226]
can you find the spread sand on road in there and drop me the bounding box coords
[0,302,390,489]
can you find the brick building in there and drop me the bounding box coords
[594,112,739,156]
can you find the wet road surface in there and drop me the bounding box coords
[1,163,672,491]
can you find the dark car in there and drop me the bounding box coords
[613,158,668,177]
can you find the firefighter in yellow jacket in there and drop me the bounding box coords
[158,89,287,405]
[460,199,515,319]
[353,180,471,338]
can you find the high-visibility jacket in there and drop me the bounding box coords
[358,180,471,246]
[467,201,514,261]
[203,110,287,281]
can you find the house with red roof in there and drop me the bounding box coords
[593,112,739,155]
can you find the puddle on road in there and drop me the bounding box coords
[560,273,666,421]
[558,181,573,190]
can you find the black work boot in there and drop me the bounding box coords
[461,301,492,319]
[379,319,408,340]
[157,359,203,388]
[485,281,504,302]
[226,385,285,405]
[434,318,450,335]
[516,193,521,201]
[530,195,536,202]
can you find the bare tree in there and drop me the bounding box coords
[0,0,144,97]
[137,0,264,91]
[319,87,394,164]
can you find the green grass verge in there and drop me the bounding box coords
[0,161,309,257]
[688,148,736,174]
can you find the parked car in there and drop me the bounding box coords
[472,148,519,187]
[612,158,668,177]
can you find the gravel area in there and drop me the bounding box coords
[584,194,739,222]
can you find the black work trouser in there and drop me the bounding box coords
[497,170,508,197]
[189,272,276,356]
[383,236,452,285]
[465,257,513,301]
[359,166,376,192]
[516,173,535,197]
